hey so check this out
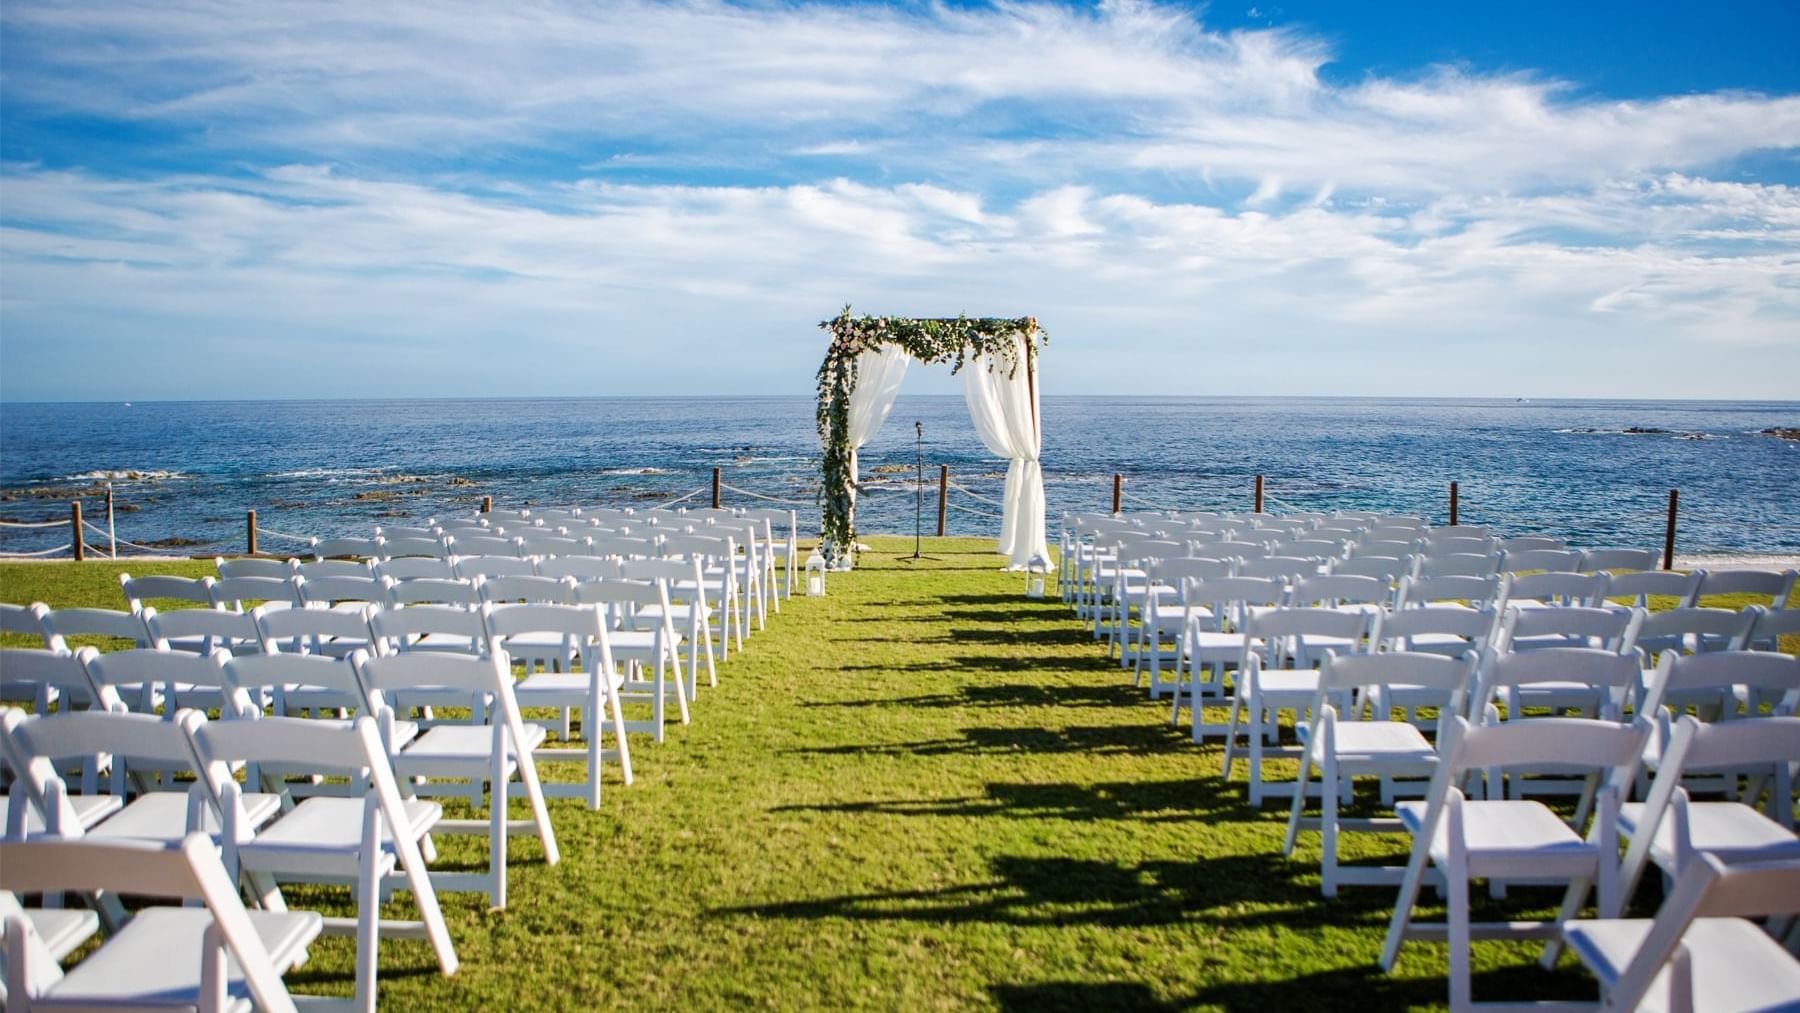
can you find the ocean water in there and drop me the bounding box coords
[0,396,1795,557]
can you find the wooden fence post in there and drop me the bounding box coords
[247,510,258,556]
[1254,475,1264,514]
[936,465,948,537]
[1112,474,1122,514]
[712,468,722,510]
[1663,489,1679,571]
[1449,481,1459,526]
[71,502,84,562]
[480,496,492,514]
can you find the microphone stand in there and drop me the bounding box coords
[900,420,937,562]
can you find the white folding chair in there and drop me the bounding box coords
[1,834,321,1013]
[1283,652,1475,897]
[1562,854,1800,1013]
[216,557,296,580]
[1134,557,1233,696]
[572,579,690,741]
[195,714,458,1012]
[1169,576,1285,742]
[311,536,380,560]
[482,602,631,807]
[1379,715,1649,1009]
[351,650,558,910]
[1578,547,1659,574]
[1616,714,1800,907]
[620,557,717,695]
[1221,607,1374,807]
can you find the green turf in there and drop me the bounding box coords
[0,543,1794,1011]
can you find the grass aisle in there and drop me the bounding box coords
[1,541,1617,1010]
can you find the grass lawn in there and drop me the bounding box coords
[1,540,1794,1011]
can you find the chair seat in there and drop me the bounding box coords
[238,796,442,867]
[636,603,712,623]
[1618,801,1800,868]
[398,723,548,767]
[609,629,680,660]
[1253,669,1322,700]
[1313,721,1436,765]
[1398,799,1593,867]
[1147,606,1210,630]
[1188,631,1251,657]
[86,790,282,842]
[1564,916,1800,1013]
[38,907,323,1012]
[7,791,124,835]
[24,907,100,961]
[517,671,621,697]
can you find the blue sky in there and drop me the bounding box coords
[2,0,1796,401]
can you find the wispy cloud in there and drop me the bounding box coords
[0,0,1796,398]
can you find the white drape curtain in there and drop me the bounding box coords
[962,333,1049,569]
[844,345,910,556]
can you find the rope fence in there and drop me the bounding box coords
[254,525,316,543]
[0,544,73,558]
[717,482,813,508]
[0,519,70,529]
[945,500,1003,520]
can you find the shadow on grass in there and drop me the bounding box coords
[801,681,1139,709]
[715,852,1352,929]
[772,778,1234,824]
[791,722,1183,756]
[989,963,1591,1012]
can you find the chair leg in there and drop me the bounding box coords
[355,851,381,1013]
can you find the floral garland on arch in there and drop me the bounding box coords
[815,306,1044,566]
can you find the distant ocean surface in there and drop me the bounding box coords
[1,397,1795,558]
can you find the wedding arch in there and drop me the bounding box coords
[815,306,1050,569]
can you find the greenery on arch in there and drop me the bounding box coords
[815,306,1044,565]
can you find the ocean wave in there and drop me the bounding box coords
[1554,427,1719,440]
[601,467,674,476]
[266,467,389,480]
[61,469,187,482]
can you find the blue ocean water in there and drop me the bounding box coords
[0,396,1795,557]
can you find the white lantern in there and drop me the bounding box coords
[805,549,827,597]
[1024,551,1052,599]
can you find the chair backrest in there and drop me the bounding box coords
[572,576,669,612]
[1497,536,1566,553]
[1278,539,1349,561]
[382,577,479,608]
[367,604,486,655]
[587,535,659,558]
[0,602,47,638]
[1429,525,1492,540]
[1444,714,1648,777]
[373,557,457,582]
[1234,556,1318,581]
[1118,540,1186,566]
[255,603,375,651]
[1499,571,1608,608]
[223,653,366,715]
[537,555,626,582]
[352,650,529,739]
[0,833,301,1012]
[1394,574,1500,610]
[1377,606,1495,652]
[517,534,593,558]
[1352,539,1421,559]
[120,573,216,611]
[1578,548,1658,574]
[1412,553,1500,578]
[1210,540,1272,560]
[40,606,152,651]
[1637,606,1757,648]
[1184,577,1287,616]
[1328,555,1407,582]
[375,524,438,539]
[0,646,119,710]
[1241,606,1371,645]
[216,557,295,579]
[453,554,537,580]
[1153,557,1234,587]
[1638,650,1800,719]
[1495,605,1641,653]
[1604,568,1701,608]
[483,508,532,524]
[85,648,234,697]
[310,536,379,560]
[483,603,611,667]
[210,575,301,611]
[1601,854,1800,1013]
[1363,526,1425,544]
[659,534,732,561]
[146,605,266,654]
[1734,606,1800,650]
[446,534,516,557]
[4,707,210,830]
[1689,569,1796,609]
[1289,574,1389,607]
[618,557,702,587]
[478,574,577,605]
[1498,548,1582,574]
[1316,652,1474,705]
[1473,647,1642,719]
[294,558,373,580]
[1427,536,1498,556]
[377,535,452,560]
[294,574,383,607]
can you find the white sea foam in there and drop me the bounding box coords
[602,467,673,476]
[266,467,389,480]
[61,469,187,482]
